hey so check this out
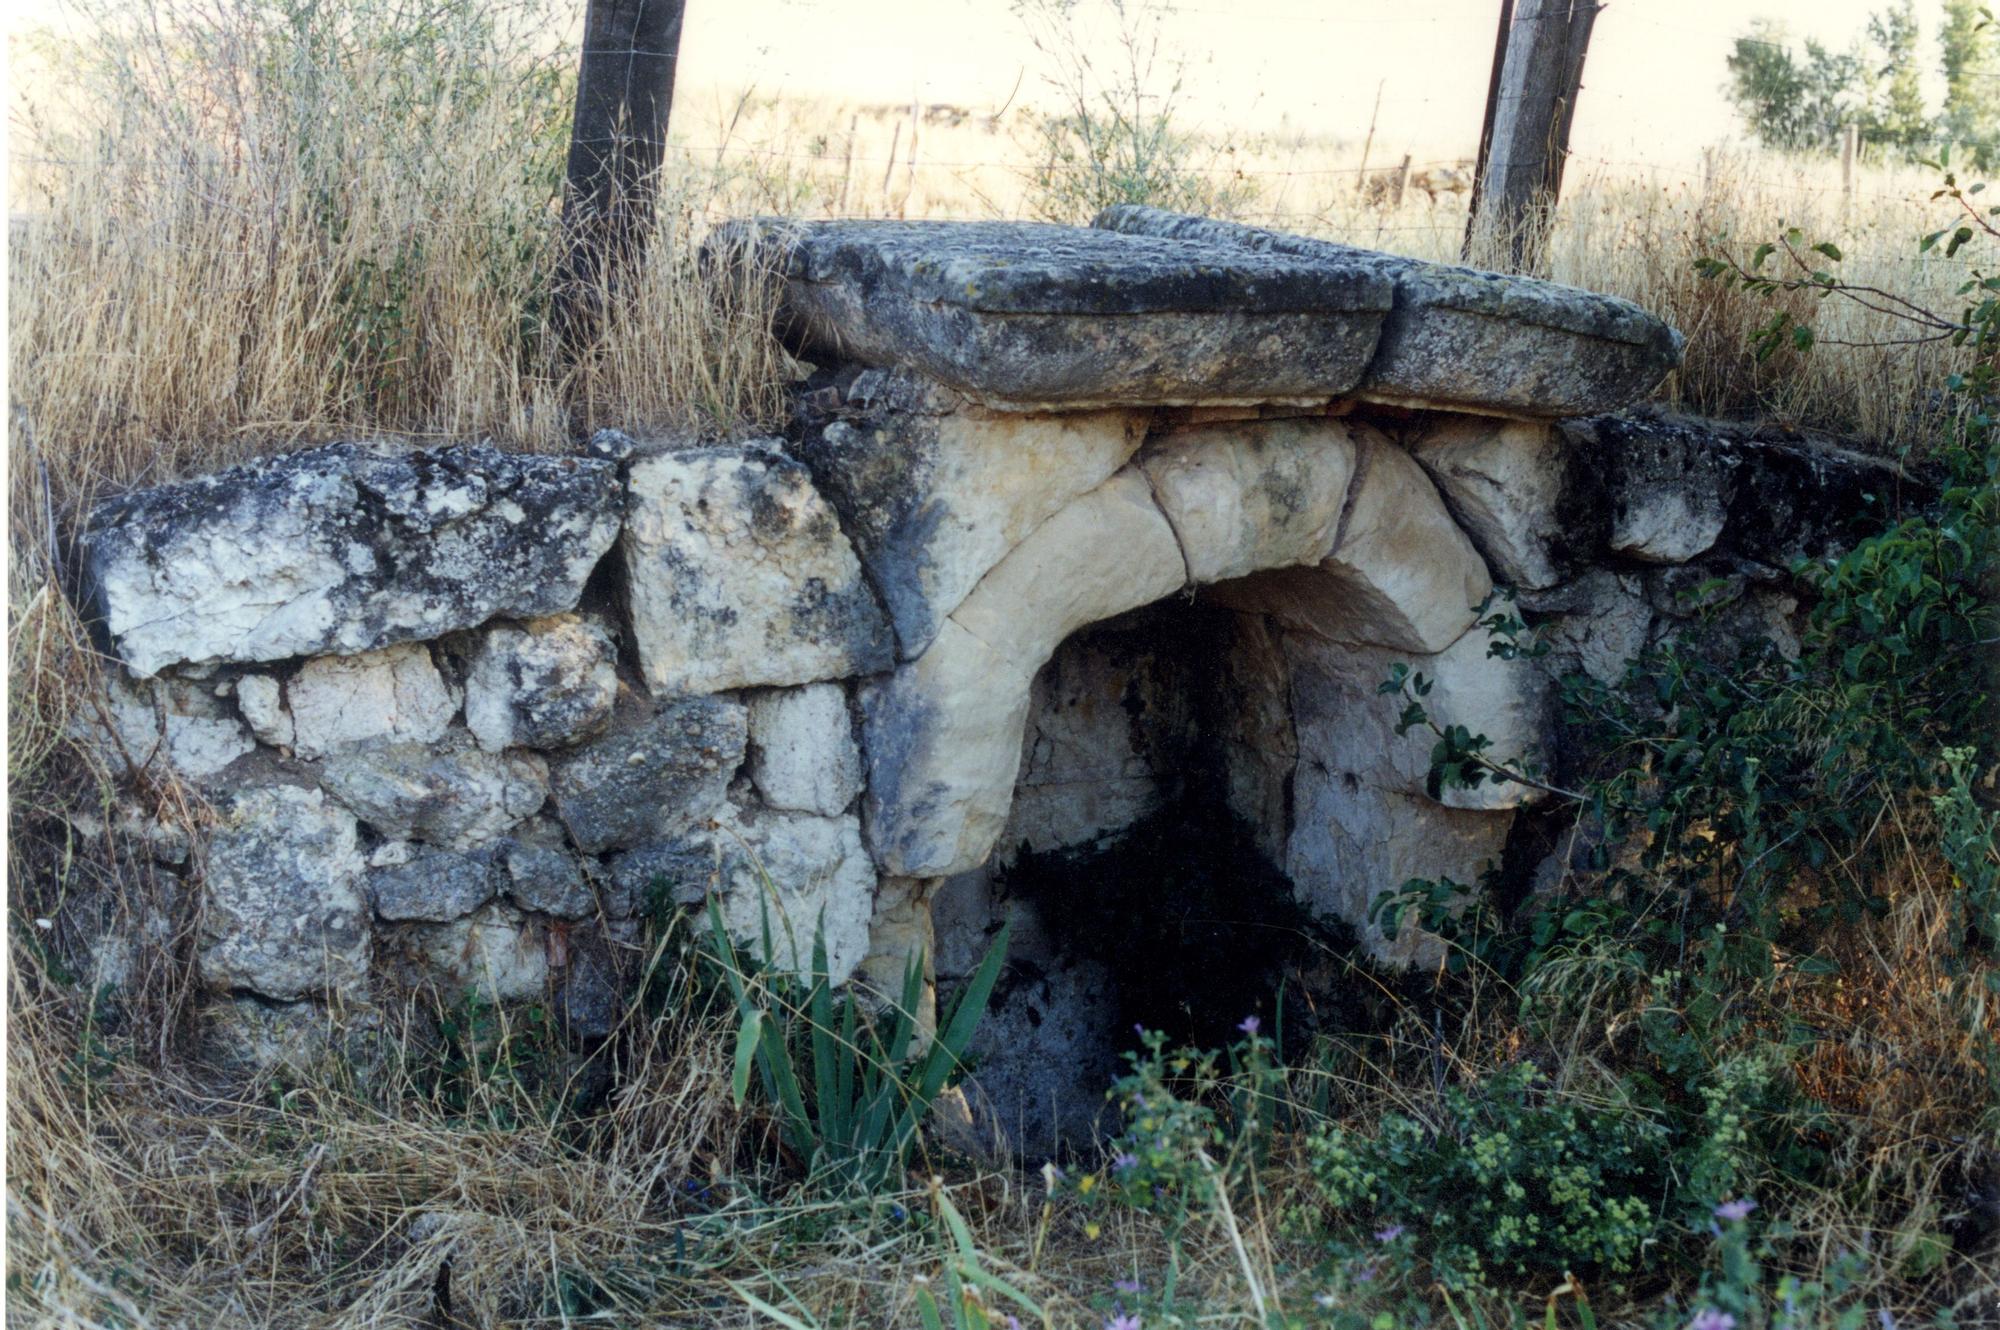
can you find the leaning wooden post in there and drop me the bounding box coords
[1841,123,1859,214]
[1467,0,1600,271]
[1393,153,1413,207]
[553,0,688,357]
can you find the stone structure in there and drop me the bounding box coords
[73,211,1900,1150]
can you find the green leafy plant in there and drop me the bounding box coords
[706,897,1009,1193]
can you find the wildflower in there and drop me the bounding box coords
[1314,1291,1338,1309]
[890,1204,907,1222]
[1712,1198,1758,1223]
[1238,1014,1261,1036]
[1687,1311,1737,1330]
[1085,1221,1102,1240]
[1351,1259,1379,1284]
[1005,1319,1021,1330]
[1112,1151,1139,1173]
[1113,1277,1143,1294]
[1878,1313,1896,1330]
[1105,1315,1142,1330]
[1373,1223,1405,1243]
[1078,1173,1097,1195]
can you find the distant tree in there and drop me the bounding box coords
[1725,20,1863,153]
[1939,0,2000,166]
[1862,0,1931,154]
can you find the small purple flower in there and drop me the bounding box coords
[1112,1151,1139,1173]
[1237,1014,1261,1037]
[1878,1312,1896,1330]
[1687,1311,1737,1330]
[1105,1315,1142,1330]
[1005,1319,1022,1330]
[1712,1198,1758,1223]
[1112,1277,1143,1294]
[1351,1259,1379,1284]
[1133,1023,1147,1038]
[1373,1223,1405,1243]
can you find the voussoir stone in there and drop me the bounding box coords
[547,697,748,854]
[1093,206,1684,419]
[463,614,618,752]
[1208,432,1493,653]
[1408,415,1585,590]
[81,442,622,678]
[712,218,1392,408]
[199,783,371,1001]
[796,371,1146,656]
[1139,417,1359,583]
[622,445,894,695]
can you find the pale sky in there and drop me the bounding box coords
[5,0,1973,167]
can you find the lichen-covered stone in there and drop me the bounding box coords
[288,643,460,760]
[499,838,594,919]
[1139,417,1357,583]
[1094,206,1683,418]
[546,697,747,854]
[369,846,497,922]
[747,683,864,816]
[89,673,255,781]
[320,735,548,849]
[714,217,1392,408]
[463,614,618,752]
[623,445,893,695]
[1523,570,1656,684]
[796,373,1145,655]
[199,783,371,1000]
[81,442,622,678]
[1209,434,1492,653]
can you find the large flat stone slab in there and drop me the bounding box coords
[711,219,1392,408]
[82,443,622,678]
[1093,206,1683,418]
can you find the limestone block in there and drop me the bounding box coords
[1094,206,1683,418]
[712,218,1392,409]
[81,442,622,678]
[91,673,255,781]
[706,807,877,984]
[1210,436,1492,653]
[234,673,293,749]
[320,735,548,850]
[463,614,618,752]
[747,683,864,816]
[369,846,497,923]
[1408,416,1578,589]
[499,837,595,919]
[1523,571,1655,684]
[1284,622,1551,814]
[415,904,548,1002]
[1139,417,1358,583]
[1213,614,1298,867]
[622,445,894,695]
[861,620,1036,878]
[950,469,1187,674]
[199,783,371,1000]
[288,643,459,760]
[546,697,747,854]
[1285,766,1515,965]
[798,380,1144,655]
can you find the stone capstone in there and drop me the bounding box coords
[547,697,748,854]
[747,683,864,816]
[796,374,1145,655]
[714,217,1393,408]
[287,643,459,760]
[1093,206,1684,418]
[81,442,622,678]
[199,783,371,1000]
[622,445,894,695]
[463,614,618,752]
[320,736,548,849]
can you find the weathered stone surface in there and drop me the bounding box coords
[1595,419,1734,563]
[623,445,893,695]
[1209,434,1492,652]
[91,673,255,781]
[606,840,719,916]
[797,375,1145,654]
[369,846,496,923]
[865,471,1186,877]
[716,218,1392,408]
[960,957,1121,1160]
[706,808,877,983]
[199,783,371,1000]
[234,673,293,749]
[1408,416,1580,589]
[1139,418,1357,583]
[546,697,747,854]
[747,683,864,816]
[499,837,594,919]
[1214,613,1298,869]
[1094,206,1683,418]
[288,643,459,760]
[414,903,548,1002]
[320,736,547,849]
[1523,570,1655,684]
[82,442,622,678]
[463,614,617,752]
